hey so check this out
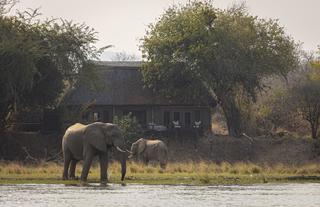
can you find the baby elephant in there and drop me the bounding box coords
[129,138,168,169]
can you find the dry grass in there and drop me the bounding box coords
[125,161,320,176]
[1,161,320,184]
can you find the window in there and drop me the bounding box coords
[184,112,191,127]
[173,112,180,122]
[93,112,100,121]
[163,111,170,126]
[194,110,200,122]
[82,112,89,121]
[103,110,110,122]
[123,110,130,116]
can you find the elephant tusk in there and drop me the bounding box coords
[126,149,132,154]
[116,146,126,153]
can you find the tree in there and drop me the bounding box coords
[140,1,298,137]
[111,51,139,61]
[0,0,17,15]
[113,113,143,144]
[0,7,107,130]
[291,54,320,139]
[255,88,295,134]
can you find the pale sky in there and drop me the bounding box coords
[12,0,320,60]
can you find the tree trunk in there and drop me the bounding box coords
[219,97,242,137]
[0,102,11,132]
[202,82,243,137]
[311,122,318,139]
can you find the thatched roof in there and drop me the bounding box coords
[64,61,193,106]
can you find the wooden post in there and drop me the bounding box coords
[112,106,115,122]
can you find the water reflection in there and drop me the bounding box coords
[0,183,320,207]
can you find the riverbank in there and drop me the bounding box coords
[2,131,320,165]
[1,161,320,185]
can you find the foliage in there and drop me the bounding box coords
[255,89,288,132]
[290,56,320,139]
[0,0,17,15]
[60,100,98,125]
[253,52,320,138]
[309,57,320,81]
[111,51,139,61]
[113,113,144,144]
[0,4,107,130]
[140,1,299,137]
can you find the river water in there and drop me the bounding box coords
[0,183,320,207]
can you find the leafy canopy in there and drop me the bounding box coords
[290,51,320,139]
[0,3,107,129]
[141,1,298,136]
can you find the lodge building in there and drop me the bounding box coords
[64,61,212,132]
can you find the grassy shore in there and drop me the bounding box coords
[1,161,320,185]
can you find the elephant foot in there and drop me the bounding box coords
[100,180,108,186]
[79,180,89,187]
[62,176,68,180]
[69,176,79,180]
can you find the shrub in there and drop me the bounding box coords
[113,113,144,143]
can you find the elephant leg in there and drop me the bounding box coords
[160,161,167,169]
[69,159,78,180]
[80,149,95,182]
[99,152,108,184]
[159,150,168,169]
[144,157,149,165]
[62,150,71,180]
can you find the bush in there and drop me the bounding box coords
[254,89,298,133]
[113,113,144,143]
[290,78,320,139]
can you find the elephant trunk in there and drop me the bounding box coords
[128,151,133,159]
[120,152,126,181]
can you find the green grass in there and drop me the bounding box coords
[1,161,320,185]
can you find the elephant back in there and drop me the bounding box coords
[153,140,168,151]
[157,141,168,156]
[62,123,86,160]
[146,139,168,161]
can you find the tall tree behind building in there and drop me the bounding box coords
[140,1,299,137]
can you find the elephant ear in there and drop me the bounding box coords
[84,124,107,152]
[137,139,146,154]
[103,124,118,146]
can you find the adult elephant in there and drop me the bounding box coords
[129,138,168,169]
[62,122,127,184]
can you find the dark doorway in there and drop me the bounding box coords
[103,110,110,123]
[163,111,170,127]
[194,110,201,122]
[173,112,180,122]
[184,112,191,128]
